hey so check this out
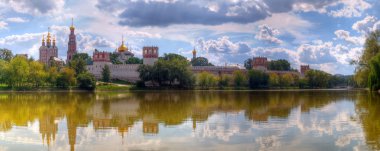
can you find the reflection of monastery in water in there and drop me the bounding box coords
[0,91,365,151]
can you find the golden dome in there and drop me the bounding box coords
[117,36,128,52]
[192,48,196,55]
[47,31,51,42]
[70,18,75,30]
[118,43,128,52]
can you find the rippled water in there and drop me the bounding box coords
[0,90,379,151]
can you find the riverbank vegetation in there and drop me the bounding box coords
[134,53,350,90]
[0,49,96,90]
[0,47,352,91]
[353,30,380,91]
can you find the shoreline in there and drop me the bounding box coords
[0,88,366,93]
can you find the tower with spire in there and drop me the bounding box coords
[67,18,77,62]
[39,27,58,65]
[192,47,197,60]
[114,35,134,63]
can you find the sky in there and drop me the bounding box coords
[0,0,379,75]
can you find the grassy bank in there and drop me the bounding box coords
[96,83,133,91]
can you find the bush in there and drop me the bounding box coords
[77,72,96,90]
[233,70,247,87]
[101,65,111,82]
[247,69,268,89]
[135,80,146,88]
[218,75,231,88]
[56,67,76,89]
[197,72,217,89]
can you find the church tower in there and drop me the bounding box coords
[39,28,58,65]
[192,48,197,60]
[67,18,77,62]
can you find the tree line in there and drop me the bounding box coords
[353,30,380,91]
[136,53,350,89]
[0,49,96,90]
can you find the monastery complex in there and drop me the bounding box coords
[37,19,310,83]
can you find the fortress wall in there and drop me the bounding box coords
[87,63,140,83]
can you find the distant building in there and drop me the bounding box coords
[192,48,197,60]
[15,54,28,58]
[114,36,134,63]
[67,18,77,63]
[86,48,140,82]
[252,57,268,71]
[93,50,111,63]
[39,29,58,65]
[142,46,159,65]
[49,57,65,67]
[300,65,310,77]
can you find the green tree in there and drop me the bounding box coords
[125,57,142,64]
[368,53,380,91]
[77,72,96,90]
[56,67,76,89]
[138,53,195,88]
[137,64,154,83]
[247,69,269,88]
[233,70,247,87]
[28,61,47,87]
[72,53,92,65]
[0,48,13,61]
[269,73,279,87]
[298,78,308,88]
[244,58,253,69]
[279,73,294,88]
[0,60,9,84]
[161,53,187,61]
[47,66,59,86]
[101,65,111,82]
[218,75,231,88]
[268,59,291,71]
[69,53,89,76]
[353,30,380,87]
[7,56,30,88]
[191,57,213,66]
[197,72,217,89]
[305,70,332,88]
[110,53,122,64]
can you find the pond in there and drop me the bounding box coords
[0,90,379,151]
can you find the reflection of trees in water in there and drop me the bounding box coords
[0,93,94,150]
[0,91,371,150]
[355,92,380,150]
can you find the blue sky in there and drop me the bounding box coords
[0,0,379,75]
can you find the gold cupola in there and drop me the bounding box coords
[70,18,75,30]
[47,30,51,43]
[117,35,128,53]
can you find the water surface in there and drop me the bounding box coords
[0,90,379,151]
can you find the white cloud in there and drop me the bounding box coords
[352,16,378,34]
[0,33,42,45]
[1,0,65,16]
[329,0,371,18]
[6,17,28,23]
[196,36,251,55]
[256,13,313,43]
[297,41,337,64]
[0,21,7,29]
[334,30,364,45]
[255,24,283,44]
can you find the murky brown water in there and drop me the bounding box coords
[0,90,379,151]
